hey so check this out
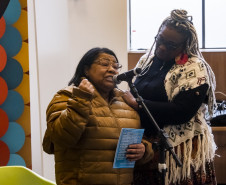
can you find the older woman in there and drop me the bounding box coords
[42,47,154,185]
[123,9,217,185]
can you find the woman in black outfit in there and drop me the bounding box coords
[123,9,217,185]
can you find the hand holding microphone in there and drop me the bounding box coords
[113,67,142,84]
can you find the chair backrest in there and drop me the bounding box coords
[0,166,56,185]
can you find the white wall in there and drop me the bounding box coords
[28,0,129,181]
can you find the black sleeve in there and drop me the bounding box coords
[141,84,209,127]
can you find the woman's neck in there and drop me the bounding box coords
[101,93,109,102]
[155,55,172,63]
[97,89,112,103]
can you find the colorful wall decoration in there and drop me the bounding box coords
[0,0,31,169]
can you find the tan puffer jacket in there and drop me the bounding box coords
[43,86,153,185]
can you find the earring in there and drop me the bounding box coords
[175,53,188,65]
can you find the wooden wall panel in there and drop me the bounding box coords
[128,51,226,101]
[202,52,226,101]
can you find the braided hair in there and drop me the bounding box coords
[142,9,217,117]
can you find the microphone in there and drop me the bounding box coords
[113,68,142,84]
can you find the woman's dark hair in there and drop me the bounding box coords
[68,47,119,86]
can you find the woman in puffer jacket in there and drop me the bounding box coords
[42,47,154,185]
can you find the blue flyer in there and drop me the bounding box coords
[113,128,144,168]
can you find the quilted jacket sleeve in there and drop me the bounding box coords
[43,86,93,154]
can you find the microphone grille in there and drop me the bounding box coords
[113,75,120,84]
[134,67,142,75]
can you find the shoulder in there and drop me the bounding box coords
[168,56,208,78]
[113,88,124,97]
[184,57,206,70]
[46,86,73,115]
[51,86,73,104]
[113,88,138,111]
[57,86,74,97]
[136,52,154,69]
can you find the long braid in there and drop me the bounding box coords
[142,9,217,117]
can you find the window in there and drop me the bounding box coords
[129,0,226,50]
[205,0,226,48]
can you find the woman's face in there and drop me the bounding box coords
[85,53,120,94]
[155,25,185,62]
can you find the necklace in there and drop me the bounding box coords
[159,60,167,71]
[160,63,164,70]
[138,59,154,77]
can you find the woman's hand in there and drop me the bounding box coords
[78,79,95,94]
[126,143,145,161]
[122,90,139,110]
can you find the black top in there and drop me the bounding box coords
[134,56,208,136]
